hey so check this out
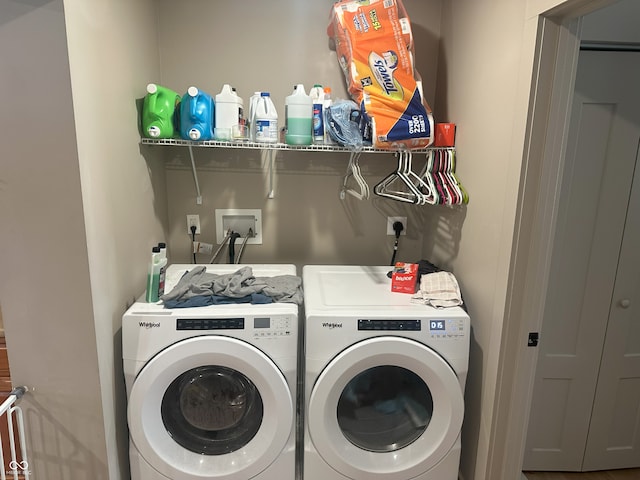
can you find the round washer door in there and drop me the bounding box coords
[128,336,293,480]
[308,336,464,480]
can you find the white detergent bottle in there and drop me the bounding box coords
[255,92,278,143]
[310,84,325,144]
[285,84,312,145]
[215,84,238,140]
[232,87,244,130]
[248,91,262,141]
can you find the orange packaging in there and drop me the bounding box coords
[327,0,434,150]
[391,262,419,294]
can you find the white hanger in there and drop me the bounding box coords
[340,150,370,200]
[374,149,434,204]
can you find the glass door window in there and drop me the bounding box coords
[337,365,433,452]
[162,365,263,455]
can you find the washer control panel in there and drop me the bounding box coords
[177,318,244,330]
[175,316,293,338]
[252,316,293,338]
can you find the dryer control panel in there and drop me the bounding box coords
[428,318,466,338]
[358,319,421,331]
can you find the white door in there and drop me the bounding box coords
[523,51,640,471]
[127,336,293,480]
[307,337,464,480]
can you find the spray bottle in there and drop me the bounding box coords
[146,246,167,303]
[310,84,325,144]
[157,242,168,297]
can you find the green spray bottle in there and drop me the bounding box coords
[142,83,181,139]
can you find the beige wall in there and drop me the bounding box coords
[156,0,446,269]
[0,1,109,478]
[436,1,533,477]
[2,0,613,479]
[62,0,167,478]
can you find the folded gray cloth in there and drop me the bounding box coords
[161,266,303,305]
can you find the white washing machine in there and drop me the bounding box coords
[123,264,299,480]
[302,265,469,480]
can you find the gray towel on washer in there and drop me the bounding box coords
[161,266,303,305]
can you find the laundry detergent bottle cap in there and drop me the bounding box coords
[285,84,312,145]
[142,83,181,139]
[179,86,214,141]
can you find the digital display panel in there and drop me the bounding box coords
[254,317,270,329]
[429,320,446,331]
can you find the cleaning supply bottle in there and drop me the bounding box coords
[142,83,181,139]
[157,242,168,296]
[215,84,239,140]
[254,92,279,143]
[285,84,313,145]
[146,246,166,302]
[323,86,335,144]
[179,86,214,141]
[310,84,325,144]
[248,91,262,141]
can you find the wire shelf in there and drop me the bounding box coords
[140,137,446,154]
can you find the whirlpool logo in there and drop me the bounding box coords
[139,321,160,329]
[322,322,343,329]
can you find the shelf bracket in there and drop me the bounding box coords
[262,149,276,199]
[188,145,203,205]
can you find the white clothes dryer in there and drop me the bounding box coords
[123,264,299,480]
[302,265,470,480]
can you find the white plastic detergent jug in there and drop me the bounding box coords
[285,84,312,146]
[215,84,239,140]
[248,91,261,141]
[254,92,278,143]
[310,84,325,144]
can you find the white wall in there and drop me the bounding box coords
[581,0,640,42]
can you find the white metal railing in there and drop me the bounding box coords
[0,387,29,479]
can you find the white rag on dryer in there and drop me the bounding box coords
[411,271,463,308]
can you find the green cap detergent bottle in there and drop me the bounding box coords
[142,83,181,139]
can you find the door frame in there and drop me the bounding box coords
[487,1,620,479]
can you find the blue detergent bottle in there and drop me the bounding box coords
[180,86,214,141]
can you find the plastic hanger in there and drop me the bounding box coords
[340,150,369,200]
[374,150,433,204]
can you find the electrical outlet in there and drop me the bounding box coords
[386,216,407,235]
[186,214,201,235]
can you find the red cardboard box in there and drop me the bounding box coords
[434,123,456,147]
[391,262,418,294]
